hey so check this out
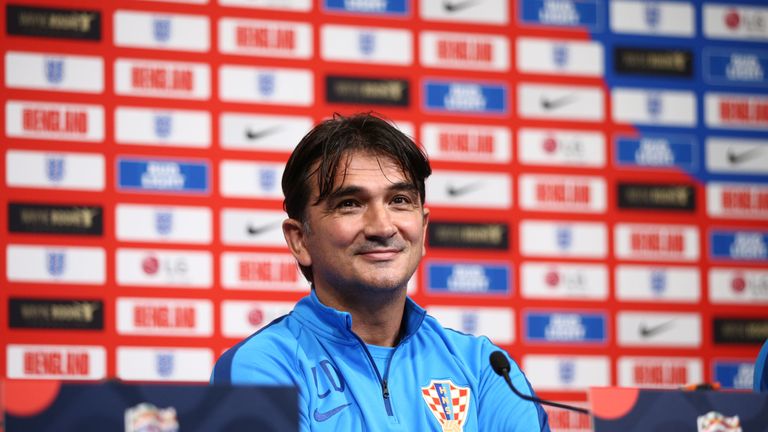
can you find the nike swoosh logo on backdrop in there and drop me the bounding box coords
[245,125,282,140]
[313,403,352,422]
[639,320,675,338]
[446,182,483,197]
[727,147,763,164]
[540,94,578,111]
[246,221,281,236]
[443,0,482,12]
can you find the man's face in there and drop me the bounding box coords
[283,150,428,297]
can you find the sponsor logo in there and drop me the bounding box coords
[519,0,601,30]
[617,183,695,211]
[114,58,210,99]
[518,83,604,121]
[426,170,511,208]
[518,128,605,167]
[220,113,312,152]
[5,51,103,93]
[520,220,607,258]
[614,47,692,77]
[9,298,103,330]
[425,261,511,295]
[519,174,606,213]
[323,0,409,16]
[697,412,742,432]
[713,318,768,345]
[326,75,409,106]
[707,182,768,219]
[614,135,696,170]
[544,405,591,432]
[705,137,768,174]
[423,79,507,114]
[704,4,768,41]
[427,221,508,250]
[125,403,179,432]
[6,245,105,284]
[614,224,699,261]
[116,248,212,288]
[114,107,210,148]
[219,18,312,59]
[8,203,102,235]
[421,123,511,163]
[221,252,308,291]
[117,347,213,382]
[114,10,209,52]
[322,25,412,65]
[610,0,694,37]
[220,208,287,247]
[117,298,212,337]
[710,230,768,261]
[6,344,106,380]
[219,65,313,105]
[615,265,700,303]
[705,93,768,130]
[422,0,508,25]
[117,158,210,194]
[523,355,610,391]
[704,49,768,86]
[525,311,606,344]
[5,100,104,142]
[421,380,471,431]
[617,312,701,347]
[521,262,608,300]
[709,268,768,304]
[612,88,696,127]
[426,306,514,345]
[221,300,295,338]
[115,204,212,244]
[6,5,101,40]
[618,357,702,388]
[516,37,603,77]
[420,31,509,71]
[219,160,283,199]
[713,361,755,390]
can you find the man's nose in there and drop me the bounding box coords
[363,203,397,238]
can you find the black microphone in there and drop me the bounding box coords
[489,351,590,415]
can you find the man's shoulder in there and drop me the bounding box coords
[212,314,303,384]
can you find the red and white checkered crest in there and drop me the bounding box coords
[421,380,471,432]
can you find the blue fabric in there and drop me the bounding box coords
[212,290,550,431]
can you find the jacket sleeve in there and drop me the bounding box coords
[475,339,551,431]
[210,335,311,431]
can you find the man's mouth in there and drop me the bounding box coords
[357,248,402,260]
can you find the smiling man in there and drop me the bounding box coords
[211,113,549,432]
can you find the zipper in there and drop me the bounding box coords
[351,333,397,416]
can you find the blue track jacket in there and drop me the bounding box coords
[212,290,550,431]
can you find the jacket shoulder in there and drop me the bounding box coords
[211,314,302,385]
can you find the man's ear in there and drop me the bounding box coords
[283,218,312,267]
[421,207,430,256]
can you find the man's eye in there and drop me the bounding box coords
[338,199,358,208]
[392,195,412,205]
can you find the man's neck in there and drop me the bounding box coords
[314,285,407,347]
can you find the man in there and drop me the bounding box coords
[212,113,550,431]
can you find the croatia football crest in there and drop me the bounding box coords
[421,380,471,432]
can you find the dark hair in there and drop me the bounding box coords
[282,112,432,281]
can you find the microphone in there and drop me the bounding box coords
[489,351,590,415]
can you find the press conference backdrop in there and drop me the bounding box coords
[2,1,768,430]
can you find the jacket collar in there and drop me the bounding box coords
[293,288,426,345]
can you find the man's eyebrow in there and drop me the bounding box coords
[322,182,418,203]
